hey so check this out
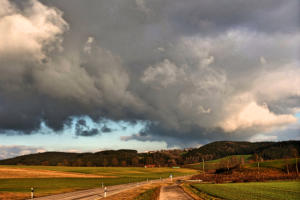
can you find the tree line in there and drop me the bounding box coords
[0,141,299,167]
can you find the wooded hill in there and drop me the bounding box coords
[0,141,299,167]
[183,140,300,163]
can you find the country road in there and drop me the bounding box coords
[31,176,191,200]
[159,184,194,200]
[31,181,151,200]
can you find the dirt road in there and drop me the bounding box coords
[159,184,194,200]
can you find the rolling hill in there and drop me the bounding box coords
[0,141,299,166]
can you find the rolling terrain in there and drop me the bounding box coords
[1,141,299,167]
[189,181,300,200]
[0,165,196,200]
[0,140,299,199]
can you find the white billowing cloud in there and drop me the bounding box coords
[201,56,215,68]
[220,100,297,132]
[0,0,146,132]
[0,0,299,145]
[260,56,267,65]
[33,37,146,117]
[250,134,278,142]
[0,0,14,17]
[138,29,299,138]
[0,0,67,60]
[141,59,186,88]
[253,63,300,102]
[83,37,94,54]
[197,106,211,114]
[0,145,46,160]
[0,0,68,94]
[135,0,150,14]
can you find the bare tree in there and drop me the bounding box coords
[254,153,261,177]
[240,157,245,169]
[226,159,230,174]
[291,148,298,176]
[121,160,127,167]
[41,161,49,166]
[284,158,289,175]
[63,159,69,166]
[76,158,83,166]
[111,157,119,166]
[103,158,108,167]
[87,161,93,167]
[131,157,139,166]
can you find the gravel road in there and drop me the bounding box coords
[159,184,194,200]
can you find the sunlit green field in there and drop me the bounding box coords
[186,155,252,170]
[0,165,197,199]
[0,177,138,194]
[186,155,298,171]
[244,158,297,170]
[191,181,300,200]
[0,165,196,178]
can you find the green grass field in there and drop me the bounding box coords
[186,155,252,170]
[0,166,197,198]
[0,165,196,178]
[186,155,298,172]
[0,178,138,194]
[191,181,300,200]
[245,158,297,170]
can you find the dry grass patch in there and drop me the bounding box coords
[0,167,104,178]
[180,184,204,200]
[0,192,28,200]
[105,183,163,200]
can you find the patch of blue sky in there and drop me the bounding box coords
[295,112,300,120]
[0,118,166,152]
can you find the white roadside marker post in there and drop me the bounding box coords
[170,174,173,182]
[31,187,34,199]
[104,186,107,198]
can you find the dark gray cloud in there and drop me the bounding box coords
[167,0,299,35]
[75,119,100,137]
[101,125,113,133]
[0,0,299,146]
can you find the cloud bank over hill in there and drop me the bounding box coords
[0,145,45,160]
[0,0,299,146]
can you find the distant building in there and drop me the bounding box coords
[144,164,156,168]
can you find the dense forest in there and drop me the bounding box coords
[184,141,300,163]
[0,141,299,167]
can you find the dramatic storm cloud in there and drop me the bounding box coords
[0,0,299,147]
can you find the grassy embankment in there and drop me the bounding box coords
[189,181,300,200]
[245,158,298,170]
[134,186,160,200]
[0,165,196,199]
[186,155,298,171]
[186,155,252,171]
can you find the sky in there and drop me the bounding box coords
[0,0,299,159]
